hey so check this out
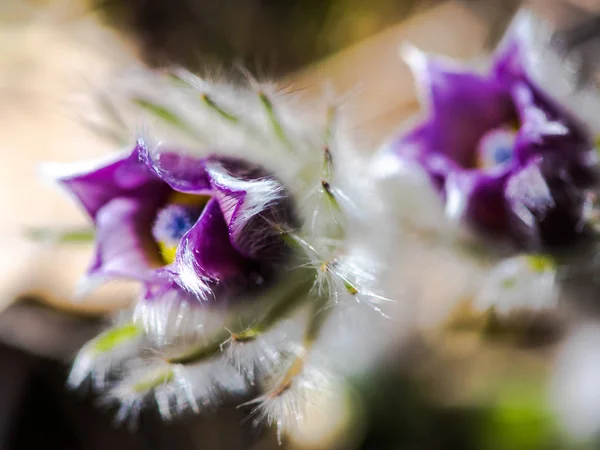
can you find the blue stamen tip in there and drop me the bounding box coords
[477,127,516,169]
[152,204,197,246]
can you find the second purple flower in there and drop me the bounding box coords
[383,37,598,250]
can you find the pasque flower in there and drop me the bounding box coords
[382,35,598,251]
[52,67,396,438]
[58,142,295,302]
[369,12,600,320]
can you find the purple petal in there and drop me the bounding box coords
[505,157,590,249]
[388,39,597,249]
[494,36,594,163]
[59,150,169,219]
[89,197,166,280]
[140,143,296,262]
[174,197,263,296]
[58,149,171,282]
[446,169,511,237]
[203,158,297,262]
[492,36,526,85]
[510,81,593,165]
[404,47,515,167]
[135,141,212,194]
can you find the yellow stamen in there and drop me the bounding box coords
[154,193,210,265]
[158,241,178,264]
[168,191,210,207]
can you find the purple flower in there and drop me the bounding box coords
[386,40,598,250]
[58,141,296,301]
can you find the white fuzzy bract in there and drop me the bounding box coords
[221,314,306,386]
[243,353,337,444]
[133,289,228,346]
[68,320,144,390]
[475,255,558,315]
[108,358,248,424]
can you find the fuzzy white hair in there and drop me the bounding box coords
[108,358,248,424]
[475,255,558,314]
[68,318,144,390]
[242,351,337,444]
[133,289,228,346]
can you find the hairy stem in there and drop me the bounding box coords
[167,271,314,364]
[166,330,230,365]
[267,293,330,397]
[236,274,314,339]
[303,293,330,346]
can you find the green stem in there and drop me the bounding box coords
[266,293,330,397]
[166,330,230,365]
[244,274,314,336]
[167,271,314,364]
[272,224,307,251]
[303,293,330,346]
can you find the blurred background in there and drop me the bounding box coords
[1,0,600,449]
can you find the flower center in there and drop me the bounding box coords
[152,193,209,264]
[476,126,517,170]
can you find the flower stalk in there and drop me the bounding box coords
[262,293,330,399]
[167,272,314,364]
